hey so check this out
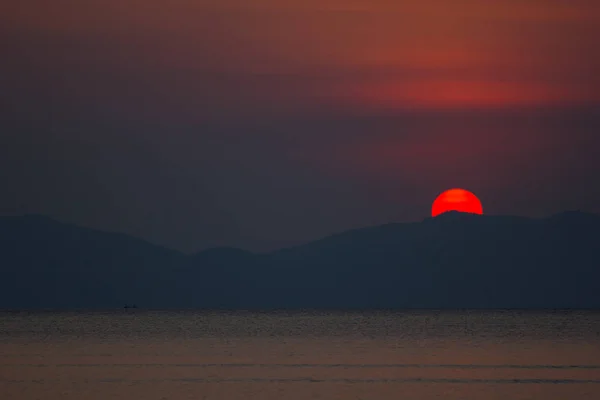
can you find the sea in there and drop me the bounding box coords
[1,310,600,399]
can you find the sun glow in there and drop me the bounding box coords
[432,188,483,217]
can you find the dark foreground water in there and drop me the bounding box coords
[1,310,600,399]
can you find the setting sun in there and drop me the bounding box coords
[432,188,483,217]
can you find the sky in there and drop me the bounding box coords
[1,0,599,252]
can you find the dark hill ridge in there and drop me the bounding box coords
[1,211,599,309]
[0,214,185,308]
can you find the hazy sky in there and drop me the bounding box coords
[1,0,599,252]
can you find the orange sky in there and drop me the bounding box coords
[2,0,600,250]
[3,0,599,113]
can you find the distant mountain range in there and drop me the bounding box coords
[1,211,599,309]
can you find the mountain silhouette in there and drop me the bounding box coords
[1,211,599,309]
[0,215,184,308]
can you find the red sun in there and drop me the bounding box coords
[431,188,484,217]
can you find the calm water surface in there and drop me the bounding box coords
[1,310,600,399]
